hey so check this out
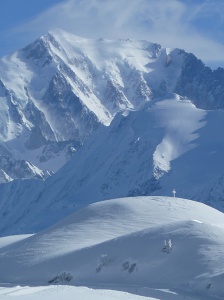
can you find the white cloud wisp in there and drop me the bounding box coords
[6,0,224,68]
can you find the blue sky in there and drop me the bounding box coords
[0,0,224,68]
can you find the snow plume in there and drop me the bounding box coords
[6,0,224,67]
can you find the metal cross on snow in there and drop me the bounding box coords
[172,189,176,198]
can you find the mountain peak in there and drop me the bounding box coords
[47,28,89,41]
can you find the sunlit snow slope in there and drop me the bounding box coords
[0,285,166,300]
[0,196,224,299]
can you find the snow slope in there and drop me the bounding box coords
[0,285,198,300]
[0,196,224,299]
[0,285,202,300]
[1,93,224,235]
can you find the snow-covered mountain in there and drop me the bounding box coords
[0,29,224,234]
[0,28,194,180]
[1,196,224,299]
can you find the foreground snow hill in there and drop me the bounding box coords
[0,285,187,300]
[0,196,224,299]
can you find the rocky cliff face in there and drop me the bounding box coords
[175,52,224,109]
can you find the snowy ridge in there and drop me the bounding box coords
[0,196,224,299]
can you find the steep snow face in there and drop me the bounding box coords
[152,94,206,177]
[0,196,224,299]
[1,29,183,132]
[0,29,184,177]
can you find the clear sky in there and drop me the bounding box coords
[0,0,224,69]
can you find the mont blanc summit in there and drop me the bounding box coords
[0,29,185,179]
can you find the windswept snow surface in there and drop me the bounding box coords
[0,235,32,250]
[152,94,206,176]
[0,196,224,299]
[0,285,201,300]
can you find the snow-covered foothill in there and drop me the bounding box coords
[0,196,224,299]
